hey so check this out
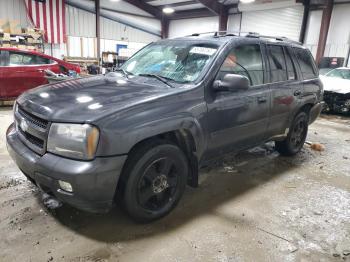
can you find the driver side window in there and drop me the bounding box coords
[217,44,264,86]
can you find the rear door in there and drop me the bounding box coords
[266,44,303,138]
[293,48,321,104]
[2,51,50,98]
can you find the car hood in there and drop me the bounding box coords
[17,75,181,122]
[320,75,350,94]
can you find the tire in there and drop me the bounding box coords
[275,111,309,156]
[121,140,188,222]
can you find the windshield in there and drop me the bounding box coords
[121,42,219,83]
[326,69,350,80]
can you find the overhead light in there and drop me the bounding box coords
[162,7,175,14]
[110,0,120,2]
[240,0,255,3]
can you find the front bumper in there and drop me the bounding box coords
[323,91,350,114]
[6,123,127,213]
[309,101,325,124]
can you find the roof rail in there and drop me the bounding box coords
[246,32,301,44]
[187,31,301,44]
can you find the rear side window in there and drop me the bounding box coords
[217,44,264,86]
[294,48,317,79]
[9,52,51,66]
[267,45,287,83]
[36,56,51,64]
[285,48,296,80]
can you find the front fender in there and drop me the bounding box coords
[96,114,206,158]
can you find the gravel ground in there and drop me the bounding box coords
[0,107,349,262]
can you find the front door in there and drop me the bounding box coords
[206,43,271,158]
[1,51,50,99]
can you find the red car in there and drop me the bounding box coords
[0,48,81,100]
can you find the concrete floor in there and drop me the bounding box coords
[0,107,349,262]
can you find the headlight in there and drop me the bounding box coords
[47,123,99,160]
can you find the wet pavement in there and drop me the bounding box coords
[0,107,349,262]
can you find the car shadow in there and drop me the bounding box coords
[36,143,313,243]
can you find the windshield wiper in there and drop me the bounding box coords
[115,68,131,79]
[138,73,174,88]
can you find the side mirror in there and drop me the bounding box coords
[213,74,250,92]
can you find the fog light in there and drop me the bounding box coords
[58,180,73,192]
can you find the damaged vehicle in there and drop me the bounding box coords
[6,33,324,222]
[320,67,350,114]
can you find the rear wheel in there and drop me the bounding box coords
[275,111,309,156]
[121,140,188,222]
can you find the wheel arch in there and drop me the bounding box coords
[115,125,201,202]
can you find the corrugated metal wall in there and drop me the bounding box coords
[304,10,322,58]
[325,3,350,59]
[100,17,159,43]
[169,17,219,38]
[65,5,159,42]
[228,14,242,33]
[304,4,350,61]
[0,0,29,27]
[239,6,304,41]
[66,5,96,37]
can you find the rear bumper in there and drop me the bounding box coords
[6,123,127,213]
[309,101,325,124]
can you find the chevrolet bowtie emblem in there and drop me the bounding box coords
[20,118,29,132]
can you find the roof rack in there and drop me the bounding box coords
[187,31,301,44]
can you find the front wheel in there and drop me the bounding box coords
[275,111,309,156]
[121,140,188,222]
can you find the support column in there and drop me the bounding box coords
[315,0,333,65]
[299,0,310,43]
[219,7,228,33]
[95,0,101,65]
[161,16,169,39]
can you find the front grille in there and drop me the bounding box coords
[18,106,48,130]
[18,128,44,149]
[15,106,49,155]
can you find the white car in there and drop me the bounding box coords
[320,67,350,114]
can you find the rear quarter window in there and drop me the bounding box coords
[293,48,317,79]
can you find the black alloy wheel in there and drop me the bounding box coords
[121,140,188,222]
[137,157,179,211]
[275,111,309,156]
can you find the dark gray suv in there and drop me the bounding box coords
[6,32,324,222]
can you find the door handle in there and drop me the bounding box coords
[294,90,302,96]
[257,96,267,103]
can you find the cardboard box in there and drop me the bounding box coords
[2,33,11,41]
[28,38,42,44]
[9,20,21,34]
[2,43,11,48]
[0,19,10,33]
[18,45,27,49]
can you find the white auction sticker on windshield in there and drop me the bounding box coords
[190,46,217,56]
